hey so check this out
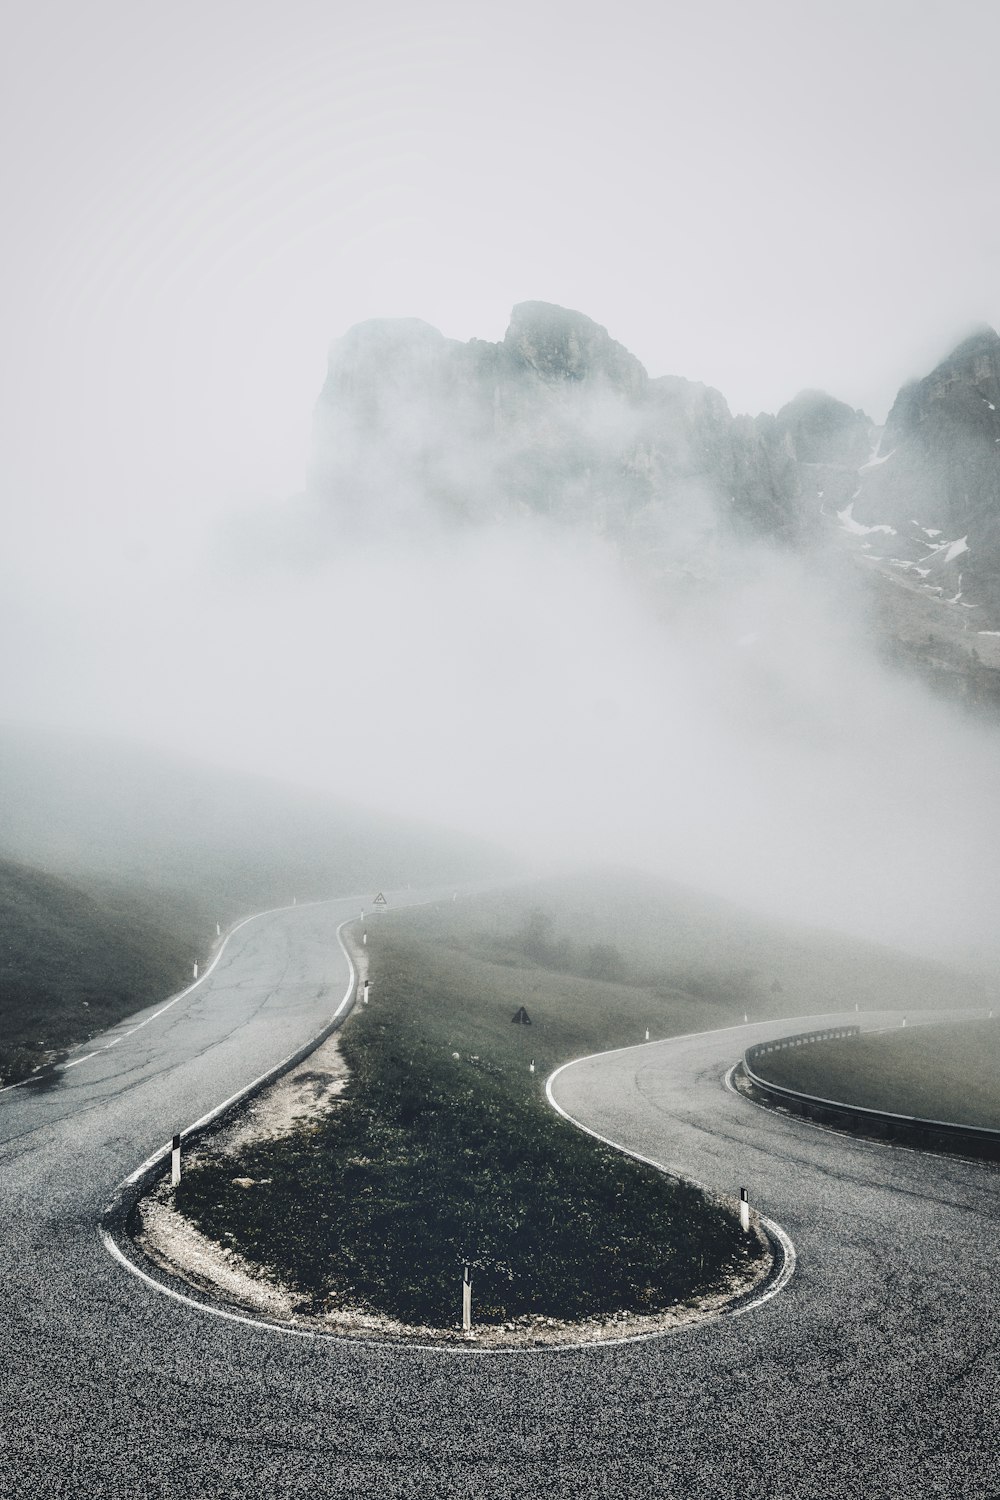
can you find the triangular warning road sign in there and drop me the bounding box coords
[511,1006,532,1026]
[373,892,387,906]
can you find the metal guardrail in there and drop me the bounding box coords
[745,1027,861,1072]
[742,1026,1000,1156]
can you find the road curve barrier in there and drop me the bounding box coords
[742,1026,1000,1160]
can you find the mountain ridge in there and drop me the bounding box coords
[309,301,1000,709]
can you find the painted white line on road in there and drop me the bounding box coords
[0,894,360,1097]
[101,912,780,1355]
[546,1038,799,1319]
[106,914,360,1204]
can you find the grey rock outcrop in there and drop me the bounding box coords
[852,326,1000,612]
[309,301,813,553]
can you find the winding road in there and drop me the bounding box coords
[2,895,998,1498]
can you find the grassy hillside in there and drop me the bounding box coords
[752,1018,1000,1129]
[377,869,989,1059]
[0,725,510,922]
[0,725,510,1084]
[0,859,206,1084]
[174,910,760,1327]
[171,871,977,1328]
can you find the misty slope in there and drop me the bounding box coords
[0,727,509,920]
[0,857,202,1084]
[309,302,1000,709]
[389,869,990,1020]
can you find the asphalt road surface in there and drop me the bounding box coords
[2,896,998,1498]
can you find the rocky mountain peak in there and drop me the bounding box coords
[503,301,647,396]
[321,318,453,397]
[775,389,872,469]
[879,325,1000,447]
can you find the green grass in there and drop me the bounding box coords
[753,1018,1000,1129]
[174,917,762,1325]
[170,871,986,1326]
[0,858,207,1084]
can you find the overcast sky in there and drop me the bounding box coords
[7,0,1000,962]
[4,0,1000,540]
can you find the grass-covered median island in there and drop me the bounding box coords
[172,907,764,1329]
[752,1017,1000,1130]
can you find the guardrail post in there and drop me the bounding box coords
[462,1264,472,1330]
[739,1187,750,1233]
[171,1133,182,1187]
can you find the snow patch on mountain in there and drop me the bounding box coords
[837,502,896,537]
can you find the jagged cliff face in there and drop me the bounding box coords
[310,301,814,553]
[309,304,1000,702]
[850,328,1000,615]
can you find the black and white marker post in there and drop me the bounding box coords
[171,1133,182,1187]
[462,1264,473,1332]
[739,1186,750,1233]
[363,980,370,1005]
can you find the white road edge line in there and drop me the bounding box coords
[546,1045,797,1318]
[0,894,353,1096]
[105,908,359,1201]
[102,975,798,1353]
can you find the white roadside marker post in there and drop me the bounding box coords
[743,1012,748,1023]
[363,931,367,946]
[529,1058,535,1074]
[363,980,370,1005]
[462,1265,472,1331]
[645,1027,650,1042]
[216,922,221,937]
[192,961,198,980]
[171,1133,182,1187]
[739,1187,750,1233]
